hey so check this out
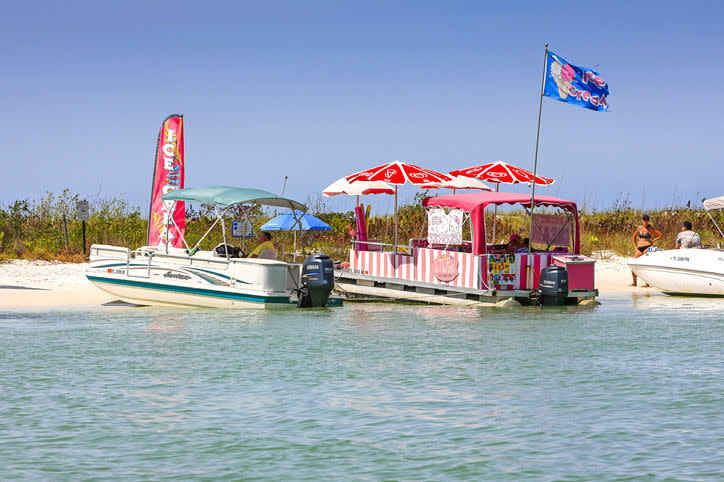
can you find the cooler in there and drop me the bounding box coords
[552,255,595,291]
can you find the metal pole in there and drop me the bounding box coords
[527,43,549,288]
[492,183,499,242]
[394,185,398,255]
[216,206,229,260]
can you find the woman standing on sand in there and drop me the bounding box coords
[630,214,663,287]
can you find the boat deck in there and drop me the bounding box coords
[335,269,597,307]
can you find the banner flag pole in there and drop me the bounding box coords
[527,43,549,288]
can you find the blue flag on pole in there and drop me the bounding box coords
[543,51,610,112]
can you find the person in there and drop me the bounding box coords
[248,231,274,258]
[630,214,663,287]
[514,237,531,253]
[506,234,525,254]
[675,220,702,249]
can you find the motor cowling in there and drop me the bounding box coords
[298,254,334,308]
[538,266,569,306]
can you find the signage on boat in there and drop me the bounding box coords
[163,270,191,280]
[487,254,516,285]
[432,253,459,282]
[76,200,90,221]
[232,221,254,238]
[427,208,463,245]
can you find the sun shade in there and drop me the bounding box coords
[703,196,724,211]
[162,186,307,211]
[260,211,331,231]
[421,192,579,255]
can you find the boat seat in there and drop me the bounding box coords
[258,249,278,260]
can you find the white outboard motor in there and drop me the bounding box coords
[297,254,334,308]
[537,265,569,306]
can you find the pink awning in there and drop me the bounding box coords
[422,192,579,255]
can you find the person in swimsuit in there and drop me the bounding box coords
[631,214,663,287]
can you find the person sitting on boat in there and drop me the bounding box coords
[630,214,663,287]
[675,221,702,249]
[506,234,526,254]
[514,237,531,253]
[248,231,275,259]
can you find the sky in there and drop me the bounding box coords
[1,1,722,214]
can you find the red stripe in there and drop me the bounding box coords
[519,255,528,289]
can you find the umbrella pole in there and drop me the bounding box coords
[293,232,297,262]
[394,186,398,255]
[493,183,499,243]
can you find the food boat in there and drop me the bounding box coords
[86,186,339,308]
[628,195,724,296]
[335,191,598,306]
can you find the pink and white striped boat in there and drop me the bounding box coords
[335,192,598,306]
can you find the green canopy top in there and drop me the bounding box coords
[162,186,307,211]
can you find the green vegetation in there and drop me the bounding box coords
[1,191,722,262]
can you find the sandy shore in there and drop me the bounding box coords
[0,256,655,308]
[0,260,113,307]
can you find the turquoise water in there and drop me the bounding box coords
[1,296,722,480]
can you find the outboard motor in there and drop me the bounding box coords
[537,265,569,306]
[297,254,334,308]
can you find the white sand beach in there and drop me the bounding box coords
[0,256,653,308]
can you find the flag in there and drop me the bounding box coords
[543,51,609,112]
[147,114,185,247]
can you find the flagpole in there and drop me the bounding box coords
[527,43,549,288]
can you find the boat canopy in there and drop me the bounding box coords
[422,192,580,255]
[703,196,724,211]
[162,186,307,211]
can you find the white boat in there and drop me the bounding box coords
[628,195,724,296]
[86,186,339,308]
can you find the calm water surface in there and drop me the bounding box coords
[1,295,722,480]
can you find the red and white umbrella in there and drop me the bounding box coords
[450,161,554,242]
[322,177,395,197]
[449,160,554,186]
[420,175,493,191]
[347,161,451,250]
[347,160,452,185]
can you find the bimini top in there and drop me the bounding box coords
[422,191,580,255]
[162,186,307,211]
[703,195,724,211]
[422,191,577,212]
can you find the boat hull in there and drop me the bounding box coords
[628,248,724,296]
[86,244,302,309]
[87,273,296,308]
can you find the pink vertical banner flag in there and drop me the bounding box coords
[147,114,185,247]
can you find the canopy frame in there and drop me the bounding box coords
[422,192,580,255]
[704,196,724,239]
[160,186,308,258]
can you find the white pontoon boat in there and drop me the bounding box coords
[86,186,339,308]
[628,196,724,296]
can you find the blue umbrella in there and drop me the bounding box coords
[260,211,330,261]
[260,211,331,231]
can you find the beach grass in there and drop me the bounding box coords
[1,191,722,262]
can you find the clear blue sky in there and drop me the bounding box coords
[2,1,722,213]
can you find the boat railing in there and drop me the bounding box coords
[351,239,411,253]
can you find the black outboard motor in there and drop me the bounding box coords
[297,254,334,308]
[537,266,569,306]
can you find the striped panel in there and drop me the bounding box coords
[350,248,483,289]
[415,248,478,289]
